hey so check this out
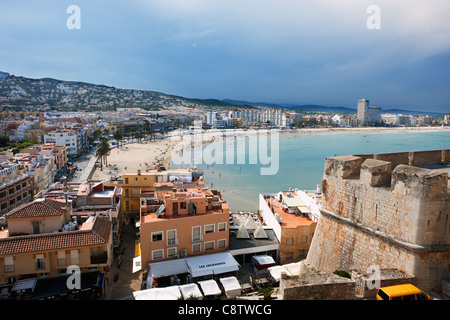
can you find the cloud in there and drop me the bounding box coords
[0,0,449,111]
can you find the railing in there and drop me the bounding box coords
[167,238,178,247]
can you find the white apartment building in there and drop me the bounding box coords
[44,131,78,157]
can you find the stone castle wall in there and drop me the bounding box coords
[306,149,450,291]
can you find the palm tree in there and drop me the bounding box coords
[113,130,123,147]
[95,138,111,171]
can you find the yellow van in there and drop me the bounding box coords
[376,284,433,300]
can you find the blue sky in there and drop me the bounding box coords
[1,0,449,113]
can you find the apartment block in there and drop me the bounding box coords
[112,168,203,223]
[0,198,113,299]
[139,181,230,268]
[0,164,34,217]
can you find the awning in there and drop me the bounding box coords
[297,205,310,214]
[11,278,37,294]
[252,255,275,266]
[149,259,189,278]
[186,252,239,278]
[133,286,181,300]
[198,279,221,296]
[31,271,99,300]
[219,276,241,299]
[179,283,203,300]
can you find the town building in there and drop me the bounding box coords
[44,130,78,158]
[111,168,203,224]
[258,188,320,264]
[0,163,34,217]
[0,197,113,299]
[357,98,382,125]
[139,179,230,265]
[228,212,280,266]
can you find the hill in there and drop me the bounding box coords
[0,72,236,111]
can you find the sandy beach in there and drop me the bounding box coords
[90,126,450,181]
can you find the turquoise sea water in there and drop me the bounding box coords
[171,129,450,211]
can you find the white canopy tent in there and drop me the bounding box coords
[133,286,181,300]
[186,252,240,278]
[219,276,241,299]
[147,259,190,288]
[198,279,222,297]
[179,283,203,300]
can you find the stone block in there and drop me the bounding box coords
[392,165,448,200]
[324,155,363,179]
[409,150,443,166]
[360,158,392,187]
[373,152,409,169]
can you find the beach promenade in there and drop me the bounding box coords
[89,126,450,182]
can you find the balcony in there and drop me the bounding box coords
[90,252,108,265]
[167,238,178,247]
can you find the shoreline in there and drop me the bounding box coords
[90,126,450,181]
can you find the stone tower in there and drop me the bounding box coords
[306,149,450,291]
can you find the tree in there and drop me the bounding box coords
[113,130,123,147]
[95,138,111,171]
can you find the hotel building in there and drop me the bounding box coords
[139,179,230,267]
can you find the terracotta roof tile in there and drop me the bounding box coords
[0,216,111,255]
[6,199,67,218]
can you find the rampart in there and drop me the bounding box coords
[306,149,450,291]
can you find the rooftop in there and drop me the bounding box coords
[269,194,316,229]
[0,216,111,255]
[5,198,68,219]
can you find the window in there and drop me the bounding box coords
[205,224,215,234]
[218,222,227,232]
[152,249,164,260]
[204,241,214,251]
[57,251,67,266]
[286,238,293,246]
[218,239,226,249]
[192,243,201,253]
[35,254,45,270]
[167,230,177,246]
[180,202,186,210]
[125,178,129,184]
[33,221,40,234]
[167,247,177,258]
[4,256,14,273]
[152,231,163,242]
[301,235,308,243]
[70,250,79,265]
[192,226,202,242]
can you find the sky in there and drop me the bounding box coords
[0,0,449,113]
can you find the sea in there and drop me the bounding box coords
[171,129,450,212]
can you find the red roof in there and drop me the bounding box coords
[6,199,67,218]
[0,216,111,255]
